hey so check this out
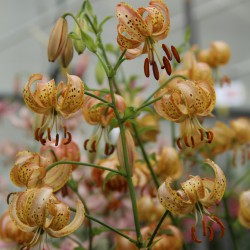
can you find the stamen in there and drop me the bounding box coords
[171,45,181,63]
[7,192,16,205]
[63,132,72,145]
[149,48,154,65]
[241,146,246,165]
[202,220,207,236]
[191,136,195,148]
[55,133,59,146]
[152,61,159,80]
[211,216,225,238]
[206,131,214,143]
[35,128,40,141]
[63,126,67,138]
[163,56,172,75]
[144,58,150,78]
[89,141,97,153]
[176,138,183,150]
[162,44,172,60]
[61,185,68,197]
[84,139,89,151]
[198,129,204,141]
[207,226,214,241]
[39,133,46,145]
[105,143,115,155]
[191,225,202,243]
[184,135,191,147]
[47,128,51,141]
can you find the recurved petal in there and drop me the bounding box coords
[57,74,85,117]
[158,177,193,215]
[43,164,72,192]
[10,164,26,187]
[9,193,37,233]
[123,47,144,60]
[116,2,150,37]
[200,159,226,207]
[46,199,85,238]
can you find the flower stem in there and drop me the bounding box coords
[143,75,188,103]
[46,160,125,176]
[222,196,238,250]
[132,123,160,189]
[85,91,112,105]
[146,209,169,248]
[85,214,138,246]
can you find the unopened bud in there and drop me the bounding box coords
[61,36,74,68]
[117,129,135,175]
[73,14,87,54]
[48,17,68,62]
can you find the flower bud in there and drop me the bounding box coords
[73,14,87,54]
[61,36,74,68]
[48,17,68,62]
[239,190,250,228]
[210,41,231,65]
[117,129,135,175]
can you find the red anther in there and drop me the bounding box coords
[171,45,181,63]
[207,226,214,241]
[105,143,115,155]
[63,132,72,145]
[84,139,89,151]
[212,216,225,238]
[163,56,172,75]
[7,192,16,205]
[35,128,40,141]
[89,141,97,153]
[55,133,59,146]
[144,58,150,78]
[152,61,159,80]
[47,128,51,141]
[202,220,207,236]
[39,133,46,145]
[63,126,67,138]
[191,136,195,148]
[184,135,191,147]
[206,131,214,143]
[241,146,246,165]
[61,185,68,197]
[191,225,202,243]
[198,129,204,141]
[176,138,183,150]
[162,44,172,61]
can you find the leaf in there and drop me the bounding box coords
[123,107,137,119]
[68,32,81,41]
[74,247,87,250]
[149,152,157,163]
[86,0,93,17]
[95,60,105,85]
[103,172,118,191]
[109,118,118,132]
[184,26,191,44]
[99,16,114,31]
[138,106,154,114]
[105,43,116,53]
[80,30,97,53]
[92,226,110,236]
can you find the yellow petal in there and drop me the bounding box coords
[46,199,85,238]
[158,177,193,215]
[43,164,72,192]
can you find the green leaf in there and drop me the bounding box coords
[95,60,105,85]
[138,106,154,114]
[184,26,191,43]
[105,43,116,53]
[123,106,137,119]
[109,118,118,132]
[92,226,110,236]
[80,30,97,53]
[86,0,93,17]
[149,152,157,163]
[68,32,81,40]
[74,247,87,250]
[103,172,118,191]
[99,16,114,31]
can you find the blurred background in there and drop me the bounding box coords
[0,0,249,249]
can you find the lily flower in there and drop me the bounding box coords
[154,79,216,149]
[23,73,85,145]
[10,151,72,192]
[238,190,250,229]
[158,159,226,243]
[8,187,85,249]
[116,0,180,80]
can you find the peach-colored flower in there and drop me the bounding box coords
[238,190,250,229]
[158,159,226,243]
[116,0,180,80]
[154,80,216,149]
[9,187,85,249]
[23,73,84,145]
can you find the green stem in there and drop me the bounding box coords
[146,210,169,248]
[135,96,163,113]
[171,122,176,148]
[108,78,143,247]
[143,75,188,103]
[222,197,238,250]
[132,123,160,189]
[85,91,112,105]
[68,181,93,250]
[46,160,125,176]
[85,214,138,246]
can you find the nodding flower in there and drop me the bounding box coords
[158,159,226,243]
[23,73,85,146]
[154,79,216,149]
[82,92,126,156]
[116,0,181,80]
